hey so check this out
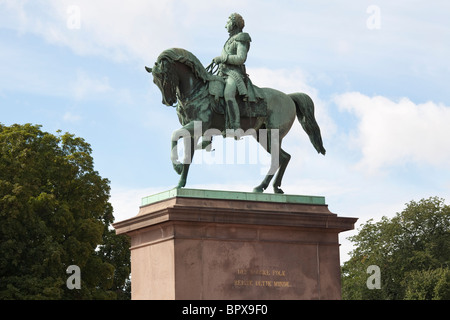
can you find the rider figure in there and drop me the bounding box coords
[213,13,251,138]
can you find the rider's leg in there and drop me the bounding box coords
[224,77,241,135]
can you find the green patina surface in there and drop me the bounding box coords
[145,13,326,194]
[141,188,326,207]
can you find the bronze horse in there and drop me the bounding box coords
[146,48,325,193]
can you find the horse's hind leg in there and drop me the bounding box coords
[273,148,291,194]
[252,129,280,193]
[253,173,275,193]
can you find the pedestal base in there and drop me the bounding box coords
[113,189,357,300]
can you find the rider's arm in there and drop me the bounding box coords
[224,41,249,65]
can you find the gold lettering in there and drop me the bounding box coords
[234,279,253,286]
[274,281,290,287]
[233,267,292,288]
[237,269,247,275]
[272,270,286,276]
[255,280,273,287]
[249,269,271,276]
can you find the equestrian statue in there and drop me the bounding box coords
[145,13,326,194]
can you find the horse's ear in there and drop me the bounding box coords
[145,66,152,73]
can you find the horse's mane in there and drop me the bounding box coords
[157,48,214,83]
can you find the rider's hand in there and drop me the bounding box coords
[213,56,222,64]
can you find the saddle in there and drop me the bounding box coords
[207,75,267,118]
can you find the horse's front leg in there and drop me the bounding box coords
[170,122,198,188]
[177,136,197,188]
[171,132,183,175]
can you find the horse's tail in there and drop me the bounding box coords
[289,93,326,155]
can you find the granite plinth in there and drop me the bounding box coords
[113,188,357,300]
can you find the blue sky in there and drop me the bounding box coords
[1,0,450,263]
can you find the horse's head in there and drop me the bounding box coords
[146,58,177,106]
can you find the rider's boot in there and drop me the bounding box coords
[226,99,241,140]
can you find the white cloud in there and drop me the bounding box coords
[72,70,112,100]
[248,67,337,139]
[1,0,182,63]
[335,92,450,173]
[63,111,81,123]
[109,184,173,222]
[3,0,450,91]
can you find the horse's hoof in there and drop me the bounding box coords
[177,180,186,188]
[197,140,213,152]
[173,163,183,175]
[253,186,264,193]
[274,187,284,194]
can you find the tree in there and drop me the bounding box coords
[0,123,130,299]
[342,197,450,300]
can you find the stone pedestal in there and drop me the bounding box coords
[113,188,357,300]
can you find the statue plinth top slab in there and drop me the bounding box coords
[141,188,326,207]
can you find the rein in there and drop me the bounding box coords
[177,83,209,109]
[205,62,219,75]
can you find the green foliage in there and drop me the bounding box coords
[342,197,450,300]
[403,267,450,300]
[0,123,130,299]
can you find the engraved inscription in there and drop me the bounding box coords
[233,267,291,288]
